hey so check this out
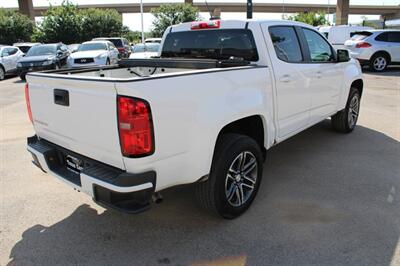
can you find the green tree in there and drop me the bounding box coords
[33,1,128,44]
[80,8,124,40]
[150,4,200,37]
[288,11,329,26]
[33,1,83,44]
[0,9,35,44]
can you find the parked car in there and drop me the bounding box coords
[67,43,80,53]
[144,38,162,44]
[92,37,131,58]
[344,30,400,71]
[13,42,40,54]
[17,43,70,80]
[25,20,363,219]
[318,25,373,50]
[0,45,24,80]
[130,43,160,59]
[67,41,119,68]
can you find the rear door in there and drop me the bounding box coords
[387,32,400,62]
[27,75,125,169]
[262,24,312,138]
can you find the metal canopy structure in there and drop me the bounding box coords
[14,0,400,25]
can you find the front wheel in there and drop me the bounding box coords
[195,134,264,219]
[331,87,361,133]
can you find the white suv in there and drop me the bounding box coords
[344,30,400,72]
[0,45,24,80]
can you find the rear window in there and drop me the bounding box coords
[350,31,372,41]
[161,29,259,61]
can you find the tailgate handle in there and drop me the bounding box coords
[54,89,69,106]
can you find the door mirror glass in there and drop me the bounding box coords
[337,49,350,62]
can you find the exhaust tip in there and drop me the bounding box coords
[152,192,163,204]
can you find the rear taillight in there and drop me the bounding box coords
[355,42,371,48]
[191,20,220,30]
[25,83,33,123]
[117,96,154,157]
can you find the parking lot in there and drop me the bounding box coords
[0,68,399,265]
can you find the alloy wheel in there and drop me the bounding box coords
[348,94,360,128]
[225,151,258,207]
[373,57,387,71]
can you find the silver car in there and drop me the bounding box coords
[344,30,400,72]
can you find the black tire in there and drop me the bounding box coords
[0,66,5,81]
[331,87,361,133]
[19,73,26,81]
[195,133,264,219]
[369,53,389,72]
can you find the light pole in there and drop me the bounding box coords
[247,0,253,19]
[140,0,145,44]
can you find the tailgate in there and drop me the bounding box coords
[27,75,125,170]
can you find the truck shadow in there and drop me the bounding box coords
[8,121,400,265]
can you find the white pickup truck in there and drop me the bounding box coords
[26,20,363,219]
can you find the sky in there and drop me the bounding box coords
[1,0,398,31]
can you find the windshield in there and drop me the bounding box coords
[133,44,160,53]
[161,29,259,61]
[78,43,107,51]
[350,31,373,41]
[106,39,122,47]
[26,45,56,56]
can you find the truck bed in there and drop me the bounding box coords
[31,58,252,80]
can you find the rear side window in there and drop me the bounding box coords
[302,28,334,62]
[268,26,303,62]
[375,32,389,42]
[388,32,400,42]
[161,29,259,61]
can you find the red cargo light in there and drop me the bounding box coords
[117,47,125,52]
[355,42,371,48]
[25,83,33,123]
[191,20,220,30]
[117,96,154,157]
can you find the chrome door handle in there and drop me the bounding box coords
[280,74,291,83]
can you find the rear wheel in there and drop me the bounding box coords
[0,66,5,80]
[195,134,263,219]
[331,87,361,133]
[19,73,26,81]
[370,53,389,72]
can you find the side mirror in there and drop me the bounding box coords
[337,49,350,62]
